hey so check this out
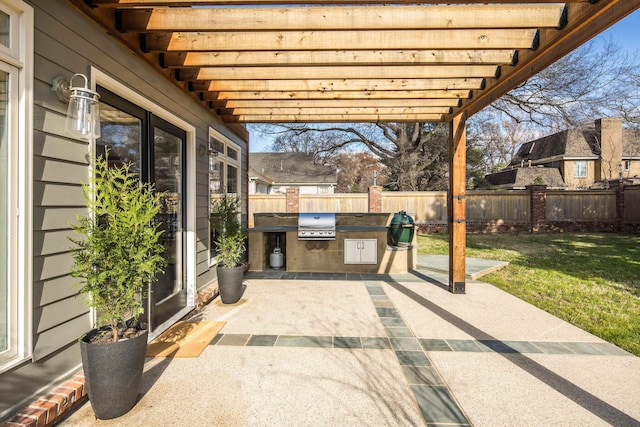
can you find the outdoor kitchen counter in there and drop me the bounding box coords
[248,213,416,274]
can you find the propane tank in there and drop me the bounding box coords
[270,247,284,269]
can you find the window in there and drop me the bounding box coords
[624,160,631,171]
[0,0,32,371]
[573,161,587,178]
[209,129,241,263]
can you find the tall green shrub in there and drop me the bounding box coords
[210,194,245,268]
[70,154,166,343]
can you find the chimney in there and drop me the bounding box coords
[595,118,623,181]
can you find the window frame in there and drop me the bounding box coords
[208,128,241,266]
[0,0,33,374]
[573,160,588,178]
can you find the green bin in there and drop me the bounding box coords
[389,211,415,246]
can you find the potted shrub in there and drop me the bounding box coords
[69,152,166,420]
[211,194,246,304]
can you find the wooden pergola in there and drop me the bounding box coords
[71,0,639,293]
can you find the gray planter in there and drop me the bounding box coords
[217,264,245,304]
[79,328,148,420]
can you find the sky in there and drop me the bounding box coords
[249,9,640,153]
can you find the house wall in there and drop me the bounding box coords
[0,0,248,417]
[271,184,335,195]
[249,179,270,195]
[623,159,640,179]
[562,159,597,190]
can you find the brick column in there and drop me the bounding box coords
[286,188,299,213]
[615,180,625,232]
[368,185,382,213]
[528,185,547,232]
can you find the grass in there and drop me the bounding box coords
[417,233,640,357]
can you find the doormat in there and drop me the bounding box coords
[146,321,226,358]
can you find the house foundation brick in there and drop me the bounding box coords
[368,186,382,213]
[14,408,45,427]
[196,285,217,310]
[286,188,299,213]
[1,375,88,427]
[3,414,40,427]
[26,402,56,425]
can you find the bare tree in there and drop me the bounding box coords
[249,37,640,190]
[255,122,455,191]
[467,114,538,173]
[490,39,638,129]
[333,152,387,193]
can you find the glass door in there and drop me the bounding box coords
[98,88,187,333]
[149,116,187,328]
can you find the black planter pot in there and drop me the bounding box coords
[79,328,148,420]
[217,264,245,304]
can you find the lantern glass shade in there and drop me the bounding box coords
[64,74,101,141]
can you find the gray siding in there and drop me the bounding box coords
[1,0,248,416]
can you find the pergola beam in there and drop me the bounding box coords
[179,65,500,81]
[226,113,444,123]
[196,78,486,92]
[206,90,473,101]
[90,0,597,7]
[119,5,566,32]
[161,50,518,68]
[219,106,452,116]
[220,99,463,109]
[143,29,539,52]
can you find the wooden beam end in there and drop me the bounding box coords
[510,49,519,67]
[557,5,568,30]
[531,29,540,51]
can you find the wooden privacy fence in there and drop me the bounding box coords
[467,191,530,224]
[546,191,616,222]
[625,186,640,223]
[249,185,640,231]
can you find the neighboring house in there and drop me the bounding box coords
[0,0,248,417]
[249,152,337,195]
[248,166,274,195]
[486,118,640,190]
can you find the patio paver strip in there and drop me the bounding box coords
[210,334,630,356]
[365,281,473,427]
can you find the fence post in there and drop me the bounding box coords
[286,188,299,213]
[528,185,547,232]
[616,180,625,232]
[368,186,382,213]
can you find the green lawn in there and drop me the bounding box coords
[417,233,640,357]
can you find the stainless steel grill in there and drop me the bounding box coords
[298,212,336,240]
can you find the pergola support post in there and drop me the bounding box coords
[448,113,467,294]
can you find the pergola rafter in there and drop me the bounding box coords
[69,0,640,292]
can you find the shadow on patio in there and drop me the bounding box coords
[60,269,640,426]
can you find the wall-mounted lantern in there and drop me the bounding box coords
[52,73,101,141]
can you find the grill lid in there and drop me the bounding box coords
[298,212,336,240]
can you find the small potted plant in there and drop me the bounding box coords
[210,193,246,304]
[69,152,166,420]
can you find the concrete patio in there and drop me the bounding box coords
[60,265,640,426]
